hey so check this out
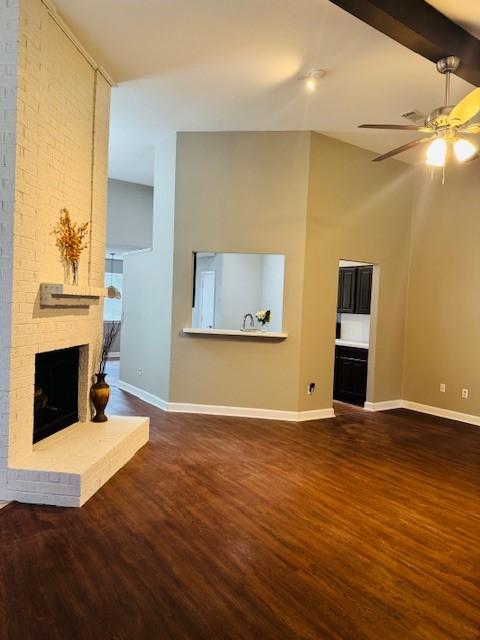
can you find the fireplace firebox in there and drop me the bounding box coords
[33,347,80,443]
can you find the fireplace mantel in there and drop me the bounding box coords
[40,283,108,308]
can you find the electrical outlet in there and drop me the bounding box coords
[462,388,469,399]
[137,368,143,376]
[307,382,316,395]
[440,383,446,393]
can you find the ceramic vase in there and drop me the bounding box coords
[90,373,110,423]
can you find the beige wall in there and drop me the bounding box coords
[298,133,414,410]
[120,134,177,401]
[120,129,479,421]
[122,131,414,413]
[107,179,153,253]
[403,163,480,415]
[168,132,311,410]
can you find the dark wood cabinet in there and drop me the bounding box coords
[337,267,357,313]
[337,265,372,314]
[355,266,373,314]
[333,346,368,406]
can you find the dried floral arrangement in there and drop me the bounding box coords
[98,322,121,375]
[52,208,89,283]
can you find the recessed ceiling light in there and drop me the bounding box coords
[303,69,326,92]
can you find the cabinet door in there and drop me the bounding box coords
[333,347,368,406]
[355,266,372,314]
[337,267,356,313]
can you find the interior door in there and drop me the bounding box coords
[200,271,216,328]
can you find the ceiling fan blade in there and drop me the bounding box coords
[448,87,480,126]
[460,123,480,134]
[359,123,430,131]
[372,137,432,162]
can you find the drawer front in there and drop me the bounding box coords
[335,345,368,361]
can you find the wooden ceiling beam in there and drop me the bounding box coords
[329,0,480,86]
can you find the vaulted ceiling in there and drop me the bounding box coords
[54,0,478,185]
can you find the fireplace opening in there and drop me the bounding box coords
[33,346,80,443]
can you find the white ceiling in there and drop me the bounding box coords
[54,0,476,186]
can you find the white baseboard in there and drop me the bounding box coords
[293,408,336,422]
[168,403,335,422]
[364,398,480,427]
[116,380,168,411]
[401,400,480,427]
[116,379,334,422]
[364,400,403,412]
[116,380,479,427]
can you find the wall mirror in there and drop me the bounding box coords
[192,252,285,332]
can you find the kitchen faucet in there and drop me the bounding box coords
[242,313,255,331]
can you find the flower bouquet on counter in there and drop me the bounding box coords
[255,309,271,330]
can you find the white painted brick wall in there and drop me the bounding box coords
[0,0,19,481]
[0,0,111,501]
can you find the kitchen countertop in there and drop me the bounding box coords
[335,339,369,349]
[182,328,288,339]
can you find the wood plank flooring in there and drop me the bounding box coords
[333,400,366,416]
[0,375,479,639]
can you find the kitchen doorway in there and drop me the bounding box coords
[333,259,376,412]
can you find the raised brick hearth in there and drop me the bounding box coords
[7,416,149,507]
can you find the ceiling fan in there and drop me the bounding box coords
[359,56,480,165]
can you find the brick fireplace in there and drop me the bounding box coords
[0,0,149,507]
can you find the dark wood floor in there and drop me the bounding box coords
[1,374,479,639]
[333,400,366,416]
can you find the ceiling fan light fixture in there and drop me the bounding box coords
[303,69,326,92]
[426,137,447,167]
[359,56,480,170]
[453,137,477,162]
